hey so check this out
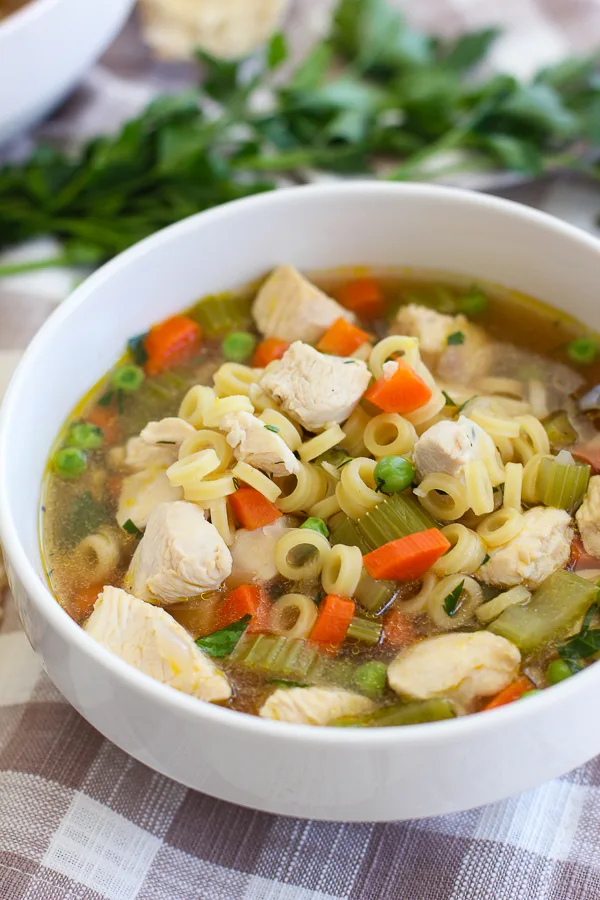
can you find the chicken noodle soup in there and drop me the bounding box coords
[42,266,600,727]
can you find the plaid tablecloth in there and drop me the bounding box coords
[3,2,600,898]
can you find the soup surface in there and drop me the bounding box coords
[42,267,600,727]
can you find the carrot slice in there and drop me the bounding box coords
[365,359,432,414]
[316,318,370,357]
[383,609,418,648]
[144,315,201,376]
[246,590,272,635]
[69,583,102,622]
[483,676,534,711]
[229,486,282,530]
[337,277,384,318]
[363,529,451,581]
[86,405,120,446]
[252,338,289,368]
[220,585,263,630]
[310,594,356,646]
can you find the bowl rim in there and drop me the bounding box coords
[2,180,600,747]
[0,0,64,39]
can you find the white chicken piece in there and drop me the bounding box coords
[413,415,497,481]
[477,506,573,589]
[228,517,291,587]
[85,586,231,702]
[127,501,232,604]
[117,467,183,530]
[260,341,371,431]
[252,265,355,343]
[392,304,490,384]
[387,632,520,711]
[125,417,196,471]
[221,410,300,477]
[576,475,600,559]
[259,687,376,725]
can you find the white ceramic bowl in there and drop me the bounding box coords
[2,183,600,822]
[0,0,135,145]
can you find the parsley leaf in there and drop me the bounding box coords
[264,424,280,433]
[558,603,600,662]
[196,615,251,658]
[232,477,240,490]
[481,553,491,565]
[443,579,464,617]
[442,390,457,407]
[156,440,176,445]
[447,331,465,346]
[458,395,477,413]
[122,519,144,539]
[268,678,309,689]
[128,333,149,366]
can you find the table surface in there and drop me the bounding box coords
[3,4,600,899]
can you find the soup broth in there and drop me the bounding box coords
[42,267,600,727]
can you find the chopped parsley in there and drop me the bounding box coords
[264,424,280,433]
[442,390,457,407]
[196,615,251,658]
[343,359,358,364]
[232,476,241,490]
[443,580,465,617]
[268,678,309,689]
[457,395,477,414]
[481,553,491,566]
[337,456,353,469]
[447,331,465,346]
[156,440,176,445]
[558,603,600,665]
[122,519,144,539]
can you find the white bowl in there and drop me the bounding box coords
[2,183,600,822]
[0,0,135,145]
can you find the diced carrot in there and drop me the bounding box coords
[316,318,370,357]
[252,338,289,368]
[220,585,262,629]
[310,594,356,646]
[106,474,122,505]
[383,609,418,648]
[246,590,272,635]
[86,405,120,446]
[363,529,451,581]
[337,277,384,318]
[483,676,534,711]
[229,487,282,530]
[365,359,432,414]
[573,438,600,473]
[144,315,201,376]
[70,583,102,621]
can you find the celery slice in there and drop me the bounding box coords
[354,569,397,613]
[332,698,456,727]
[537,456,590,513]
[346,616,383,645]
[190,293,253,337]
[488,569,597,653]
[230,634,320,680]
[543,411,577,451]
[330,493,436,552]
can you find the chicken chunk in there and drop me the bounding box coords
[222,410,300,476]
[117,467,183,530]
[387,632,520,711]
[85,586,231,701]
[413,415,497,481]
[259,687,376,725]
[392,304,490,384]
[576,475,600,559]
[127,501,232,604]
[125,417,196,470]
[253,265,355,344]
[260,341,371,431]
[228,517,291,587]
[477,506,573,589]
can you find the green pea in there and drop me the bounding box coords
[566,337,599,365]
[354,661,388,699]
[374,455,415,494]
[67,421,104,450]
[111,364,145,393]
[222,331,257,363]
[458,289,488,317]
[546,659,575,685]
[54,447,87,480]
[300,517,329,538]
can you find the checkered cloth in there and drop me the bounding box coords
[2,2,600,898]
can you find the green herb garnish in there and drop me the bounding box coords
[481,553,491,565]
[267,678,309,689]
[196,615,251,658]
[128,333,149,366]
[156,440,176,445]
[443,579,465,617]
[447,331,465,346]
[232,477,241,490]
[264,424,280,433]
[442,390,457,407]
[457,395,477,413]
[122,519,144,539]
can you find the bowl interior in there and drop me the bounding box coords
[4,182,600,600]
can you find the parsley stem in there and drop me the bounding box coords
[0,255,72,278]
